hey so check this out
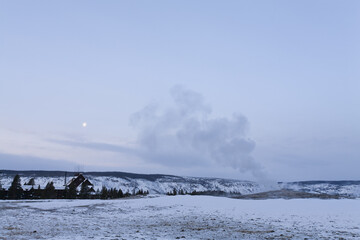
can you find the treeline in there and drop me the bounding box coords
[97,186,149,200]
[0,174,149,200]
[166,188,189,195]
[167,189,230,197]
[167,188,210,196]
[166,188,204,196]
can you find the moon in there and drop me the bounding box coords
[82,122,87,128]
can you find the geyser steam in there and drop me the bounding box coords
[131,85,266,179]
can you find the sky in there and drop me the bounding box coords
[0,1,359,181]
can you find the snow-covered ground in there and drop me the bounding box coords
[1,196,360,239]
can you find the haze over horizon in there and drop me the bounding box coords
[1,1,359,181]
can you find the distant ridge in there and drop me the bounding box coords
[0,169,179,181]
[2,170,359,184]
[1,170,360,198]
[0,169,260,195]
[280,180,360,185]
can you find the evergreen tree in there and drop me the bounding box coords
[124,190,131,197]
[100,186,108,199]
[0,188,6,199]
[117,188,124,198]
[43,182,56,199]
[8,174,23,199]
[111,188,117,199]
[66,183,77,199]
[135,189,149,196]
[109,188,114,199]
[27,178,35,186]
[95,189,100,199]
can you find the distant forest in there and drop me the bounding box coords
[0,174,149,200]
[0,174,215,200]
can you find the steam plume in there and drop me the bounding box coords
[131,86,266,179]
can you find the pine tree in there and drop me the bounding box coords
[109,188,114,199]
[27,178,35,186]
[66,183,77,199]
[100,186,108,199]
[124,190,131,197]
[0,188,6,199]
[136,189,144,195]
[111,188,117,199]
[117,189,124,198]
[8,174,23,199]
[43,182,56,199]
[95,189,100,198]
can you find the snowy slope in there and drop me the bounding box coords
[280,181,360,198]
[0,170,262,195]
[1,170,360,197]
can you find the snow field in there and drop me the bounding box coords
[1,195,360,239]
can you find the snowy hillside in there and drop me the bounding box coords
[280,181,360,198]
[0,170,262,195]
[1,170,360,197]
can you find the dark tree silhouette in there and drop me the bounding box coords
[100,186,108,199]
[117,188,124,198]
[0,188,6,199]
[110,188,117,199]
[43,182,56,199]
[27,178,35,186]
[8,174,23,199]
[66,184,77,199]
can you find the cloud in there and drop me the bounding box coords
[48,139,136,155]
[0,152,76,171]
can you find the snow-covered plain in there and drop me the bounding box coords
[1,196,360,240]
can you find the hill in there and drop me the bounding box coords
[1,170,360,198]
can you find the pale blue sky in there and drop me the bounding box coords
[0,1,359,181]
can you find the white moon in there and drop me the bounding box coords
[82,122,87,127]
